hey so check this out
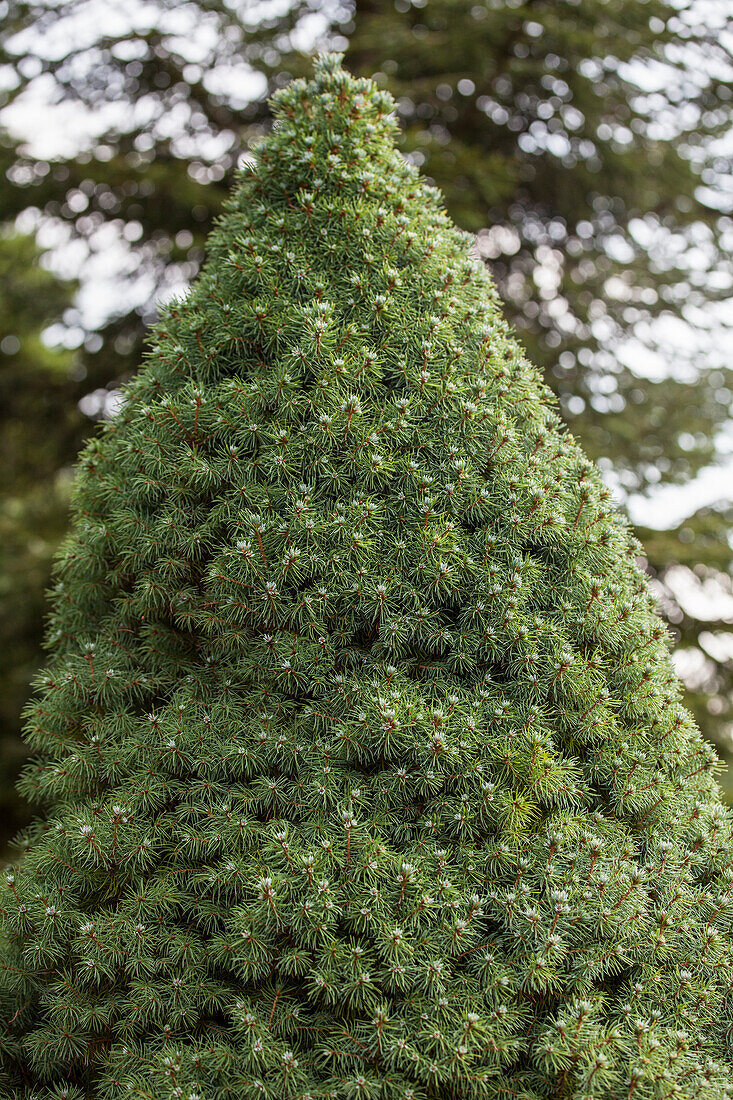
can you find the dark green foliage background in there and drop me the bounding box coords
[0,232,80,834]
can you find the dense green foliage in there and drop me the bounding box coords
[3,57,733,1099]
[0,1,731,834]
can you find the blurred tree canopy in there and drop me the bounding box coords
[0,0,732,845]
[0,222,79,834]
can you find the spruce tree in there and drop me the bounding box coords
[3,56,733,1098]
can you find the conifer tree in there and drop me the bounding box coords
[4,56,733,1098]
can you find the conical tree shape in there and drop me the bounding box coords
[3,55,733,1100]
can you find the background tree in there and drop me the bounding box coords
[0,0,731,828]
[0,223,79,845]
